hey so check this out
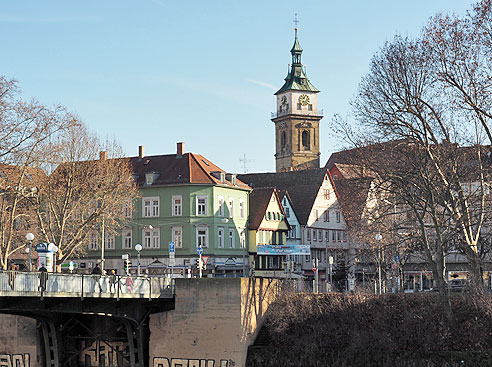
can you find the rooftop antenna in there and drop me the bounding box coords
[293,13,299,28]
[240,153,253,173]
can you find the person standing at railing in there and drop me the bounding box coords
[39,266,47,292]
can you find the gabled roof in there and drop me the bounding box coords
[129,152,251,190]
[238,168,327,224]
[332,176,372,230]
[248,187,275,230]
[0,163,47,188]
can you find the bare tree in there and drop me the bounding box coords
[0,76,76,269]
[34,124,139,271]
[332,26,492,318]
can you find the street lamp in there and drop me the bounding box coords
[48,243,58,272]
[135,243,142,276]
[375,233,383,295]
[25,233,34,272]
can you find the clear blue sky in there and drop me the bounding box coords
[1,0,475,173]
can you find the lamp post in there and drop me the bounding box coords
[135,243,142,276]
[25,232,34,272]
[48,243,58,272]
[375,233,383,295]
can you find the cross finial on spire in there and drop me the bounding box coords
[293,13,299,28]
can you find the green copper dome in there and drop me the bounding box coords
[275,28,319,95]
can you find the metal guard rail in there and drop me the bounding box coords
[0,271,175,300]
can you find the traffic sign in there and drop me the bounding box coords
[169,242,175,253]
[197,246,203,255]
[394,254,400,263]
[312,266,317,272]
[202,256,210,265]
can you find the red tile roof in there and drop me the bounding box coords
[128,152,251,189]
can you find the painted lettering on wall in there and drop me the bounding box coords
[0,354,30,367]
[78,341,127,367]
[153,357,235,367]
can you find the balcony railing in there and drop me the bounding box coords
[0,271,174,299]
[271,109,324,119]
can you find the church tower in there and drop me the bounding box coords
[271,27,322,172]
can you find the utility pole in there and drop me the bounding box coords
[376,234,382,295]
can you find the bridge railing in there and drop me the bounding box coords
[0,271,174,299]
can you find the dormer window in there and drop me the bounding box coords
[145,173,156,185]
[226,173,237,185]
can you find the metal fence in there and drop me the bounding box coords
[0,271,174,299]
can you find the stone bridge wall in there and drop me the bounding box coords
[150,278,279,367]
[0,315,39,367]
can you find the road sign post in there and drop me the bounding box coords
[197,246,203,278]
[169,242,175,278]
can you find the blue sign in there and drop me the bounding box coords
[394,254,400,263]
[35,242,48,252]
[169,242,175,253]
[257,244,311,255]
[197,246,203,255]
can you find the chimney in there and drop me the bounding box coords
[177,142,184,158]
[99,151,108,160]
[139,145,144,159]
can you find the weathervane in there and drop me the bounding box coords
[293,13,299,28]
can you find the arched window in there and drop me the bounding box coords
[281,131,286,149]
[302,130,310,149]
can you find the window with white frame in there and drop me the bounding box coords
[229,228,235,248]
[143,228,160,248]
[325,230,329,242]
[228,198,234,218]
[259,230,264,243]
[218,227,224,248]
[122,201,133,218]
[172,226,182,248]
[337,230,342,242]
[318,230,322,241]
[218,196,224,216]
[105,233,115,250]
[172,195,182,216]
[312,229,317,241]
[196,196,208,216]
[122,228,132,249]
[196,227,208,248]
[332,230,336,242]
[89,231,98,250]
[143,197,159,217]
[285,207,290,218]
[336,211,340,223]
[239,199,245,219]
[324,210,330,222]
[306,228,311,241]
[240,230,246,248]
[290,225,296,238]
[323,189,330,200]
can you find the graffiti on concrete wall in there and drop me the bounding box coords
[0,354,30,367]
[78,341,127,367]
[153,357,235,367]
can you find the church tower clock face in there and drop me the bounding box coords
[271,27,323,173]
[298,94,310,106]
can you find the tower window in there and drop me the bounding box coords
[302,130,310,149]
[281,131,286,149]
[297,103,302,110]
[308,104,313,111]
